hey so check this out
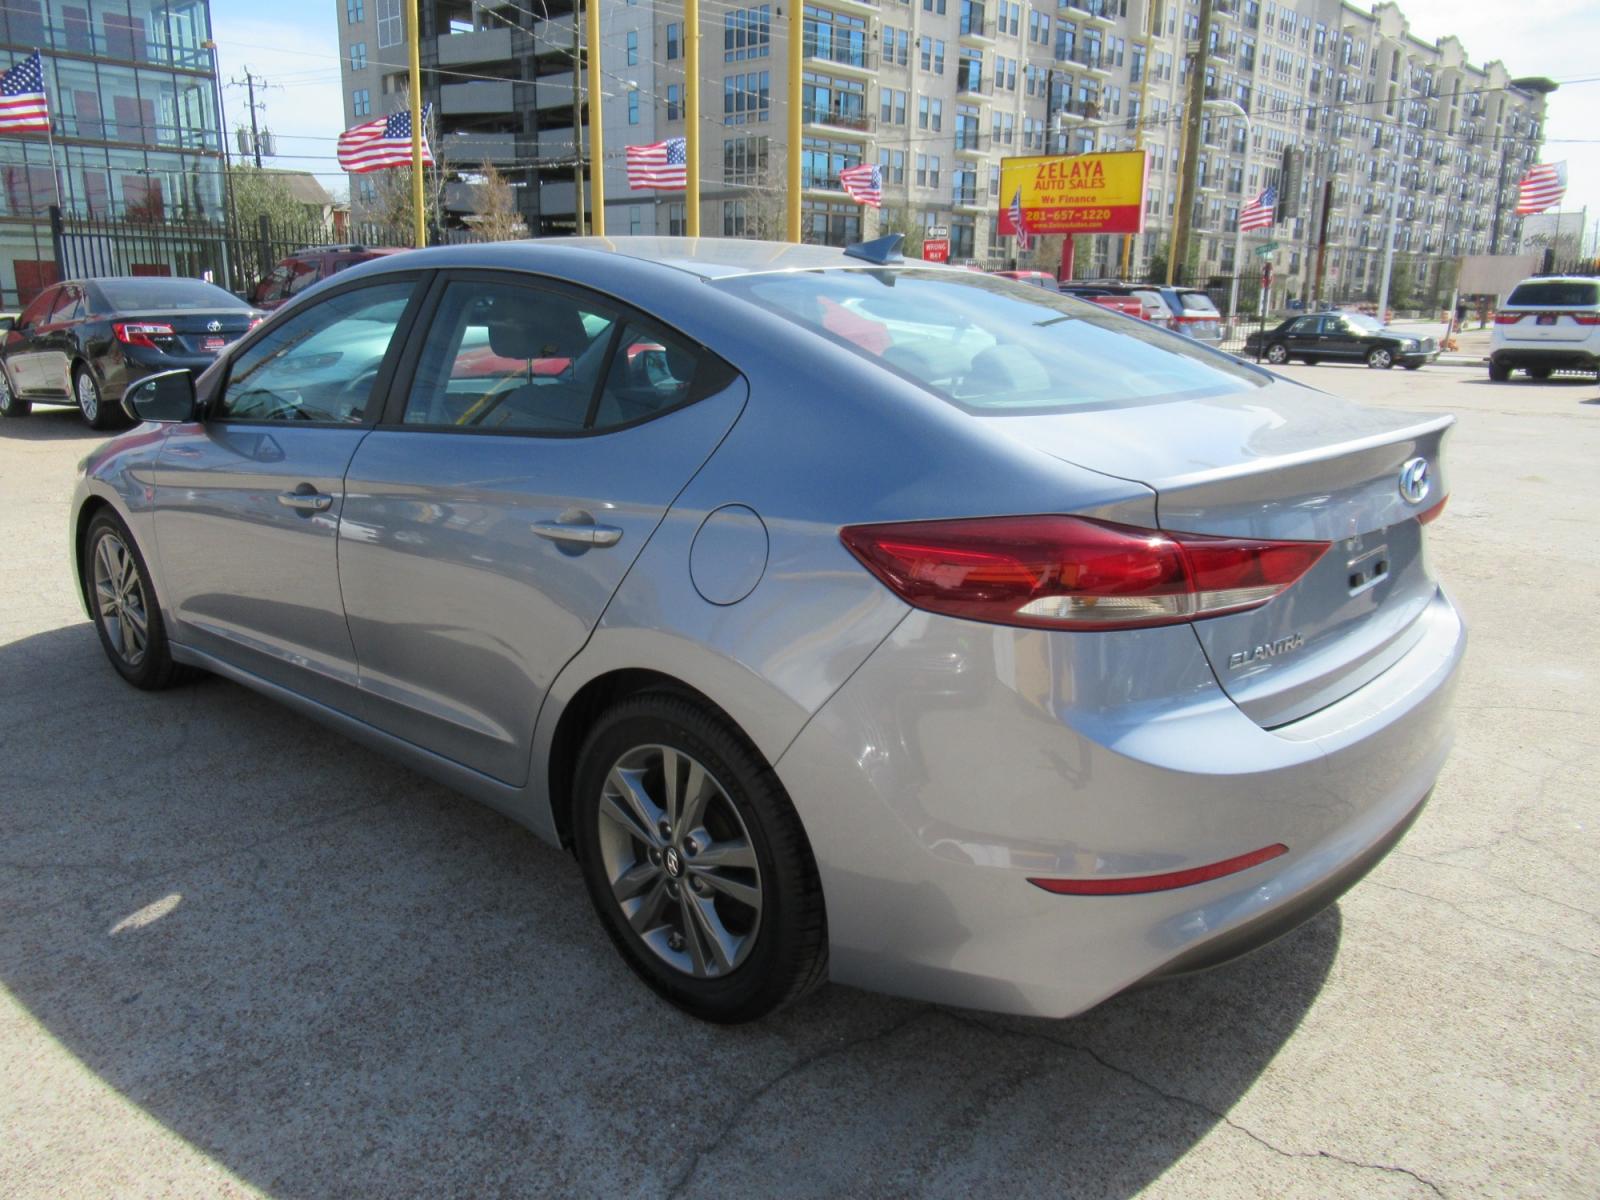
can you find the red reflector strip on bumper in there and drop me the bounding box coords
[1027,843,1288,895]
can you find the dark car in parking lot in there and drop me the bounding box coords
[1244,311,1438,370]
[251,244,404,310]
[0,277,263,428]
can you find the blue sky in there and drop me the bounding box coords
[206,0,1600,251]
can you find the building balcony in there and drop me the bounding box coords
[531,13,576,56]
[1063,0,1117,26]
[438,131,522,165]
[959,9,994,43]
[441,80,517,115]
[1064,49,1109,75]
[437,27,513,67]
[954,130,989,154]
[956,71,990,97]
[805,42,875,75]
[952,188,986,211]
[802,106,874,135]
[534,73,577,111]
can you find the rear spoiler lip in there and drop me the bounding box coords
[1134,412,1456,496]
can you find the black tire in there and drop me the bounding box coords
[1366,346,1395,369]
[75,364,119,430]
[1488,360,1511,382]
[0,364,28,418]
[572,692,828,1023]
[84,510,188,690]
[1264,343,1289,365]
[1302,356,1319,366]
[1527,366,1553,381]
[1402,362,1423,371]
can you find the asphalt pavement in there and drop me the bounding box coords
[1,360,1596,1199]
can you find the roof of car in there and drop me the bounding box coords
[369,236,973,281]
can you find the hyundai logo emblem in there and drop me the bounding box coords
[1398,457,1430,505]
[206,320,223,332]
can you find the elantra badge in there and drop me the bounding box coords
[1228,632,1304,670]
[1398,457,1430,505]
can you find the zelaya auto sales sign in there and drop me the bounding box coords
[998,150,1147,236]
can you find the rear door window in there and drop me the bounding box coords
[1505,280,1599,308]
[1178,291,1220,314]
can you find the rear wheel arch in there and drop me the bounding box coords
[547,668,772,851]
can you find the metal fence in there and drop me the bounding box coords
[47,207,422,301]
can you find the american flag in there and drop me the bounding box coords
[337,106,434,174]
[0,51,50,135]
[839,162,882,208]
[626,137,687,190]
[1238,185,1277,231]
[1009,187,1030,251]
[1516,162,1567,216]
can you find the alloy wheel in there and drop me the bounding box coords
[77,371,99,421]
[92,531,149,667]
[595,744,763,979]
[1368,348,1393,369]
[1266,344,1288,364]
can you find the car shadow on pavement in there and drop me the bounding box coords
[0,623,1340,1198]
[0,406,111,441]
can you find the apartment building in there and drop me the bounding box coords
[0,0,227,306]
[337,0,1549,301]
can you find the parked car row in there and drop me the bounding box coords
[68,235,1461,1024]
[988,270,1226,346]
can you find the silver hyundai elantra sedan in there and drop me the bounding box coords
[72,237,1463,1023]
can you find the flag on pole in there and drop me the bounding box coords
[626,137,687,190]
[337,106,434,173]
[1238,185,1277,231]
[0,51,50,134]
[839,162,883,208]
[1515,162,1567,216]
[1009,187,1030,251]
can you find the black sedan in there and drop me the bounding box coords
[0,277,262,428]
[1242,311,1438,370]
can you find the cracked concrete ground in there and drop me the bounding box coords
[2,362,1596,1199]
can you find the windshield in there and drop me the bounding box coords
[93,278,252,312]
[715,268,1266,414]
[1177,291,1220,314]
[1506,280,1599,308]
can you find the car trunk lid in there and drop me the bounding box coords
[117,309,258,355]
[991,380,1453,727]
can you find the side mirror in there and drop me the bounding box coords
[123,369,198,423]
[0,316,15,335]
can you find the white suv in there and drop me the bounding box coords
[1489,275,1600,381]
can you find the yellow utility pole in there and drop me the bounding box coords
[786,5,802,242]
[406,0,425,247]
[684,0,700,235]
[1121,37,1153,278]
[586,0,605,234]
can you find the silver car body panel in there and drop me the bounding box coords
[68,237,1465,1017]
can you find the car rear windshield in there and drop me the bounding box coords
[714,268,1265,414]
[94,278,251,311]
[1505,280,1600,308]
[1177,291,1220,314]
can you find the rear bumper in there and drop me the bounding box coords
[778,589,1464,1018]
[1489,347,1599,371]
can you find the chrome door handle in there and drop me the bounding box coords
[278,490,333,512]
[532,520,623,548]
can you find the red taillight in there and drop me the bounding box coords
[839,515,1330,631]
[1418,495,1448,525]
[1028,843,1288,895]
[113,321,175,349]
[1493,312,1523,325]
[249,316,266,329]
[1572,313,1600,326]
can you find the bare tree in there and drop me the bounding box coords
[466,161,530,241]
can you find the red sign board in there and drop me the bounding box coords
[922,239,950,263]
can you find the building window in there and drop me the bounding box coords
[352,88,371,117]
[627,30,639,65]
[357,177,377,205]
[724,5,772,62]
[667,202,686,235]
[804,5,868,69]
[919,37,945,74]
[723,135,770,183]
[348,42,367,70]
[376,0,401,48]
[667,83,683,121]
[346,0,363,22]
[723,199,748,237]
[628,91,640,124]
[724,71,771,124]
[667,23,680,59]
[629,205,642,235]
[801,199,860,247]
[801,135,861,191]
